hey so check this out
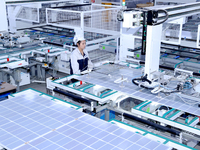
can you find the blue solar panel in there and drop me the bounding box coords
[0,89,170,150]
[75,67,200,117]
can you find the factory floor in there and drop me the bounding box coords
[20,71,68,94]
[19,72,200,150]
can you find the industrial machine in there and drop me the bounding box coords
[0,41,72,91]
[0,30,42,48]
[45,2,200,150]
[46,63,199,149]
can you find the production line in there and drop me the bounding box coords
[0,21,117,91]
[46,62,200,150]
[1,0,200,150]
[0,41,71,90]
[46,1,200,149]
[129,43,200,73]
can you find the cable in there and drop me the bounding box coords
[156,105,169,111]
[159,84,175,91]
[132,74,153,89]
[132,77,179,94]
[47,72,53,77]
[183,82,193,89]
[175,93,199,105]
[153,9,169,26]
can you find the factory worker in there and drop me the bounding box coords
[70,35,93,75]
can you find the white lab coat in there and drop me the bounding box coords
[70,48,93,74]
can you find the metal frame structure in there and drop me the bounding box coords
[119,2,200,80]
[6,0,87,32]
[46,4,121,37]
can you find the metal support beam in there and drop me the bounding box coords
[105,109,110,121]
[145,24,162,79]
[37,64,42,79]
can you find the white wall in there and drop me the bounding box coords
[0,0,8,31]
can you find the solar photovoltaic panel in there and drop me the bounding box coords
[0,89,170,150]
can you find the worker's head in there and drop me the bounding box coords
[73,35,86,50]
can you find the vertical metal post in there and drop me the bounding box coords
[91,5,93,28]
[42,68,46,81]
[91,102,94,112]
[197,25,200,48]
[116,37,120,61]
[45,53,48,62]
[46,8,49,25]
[0,72,3,81]
[105,109,110,121]
[153,0,156,6]
[179,132,183,143]
[37,8,40,23]
[178,22,183,45]
[96,111,101,118]
[145,24,162,79]
[141,11,148,58]
[37,64,41,79]
[80,12,84,38]
[14,70,21,92]
[122,113,124,122]
[31,65,35,77]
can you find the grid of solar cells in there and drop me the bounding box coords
[0,91,84,150]
[76,67,143,95]
[75,65,200,116]
[15,115,170,150]
[0,89,170,150]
